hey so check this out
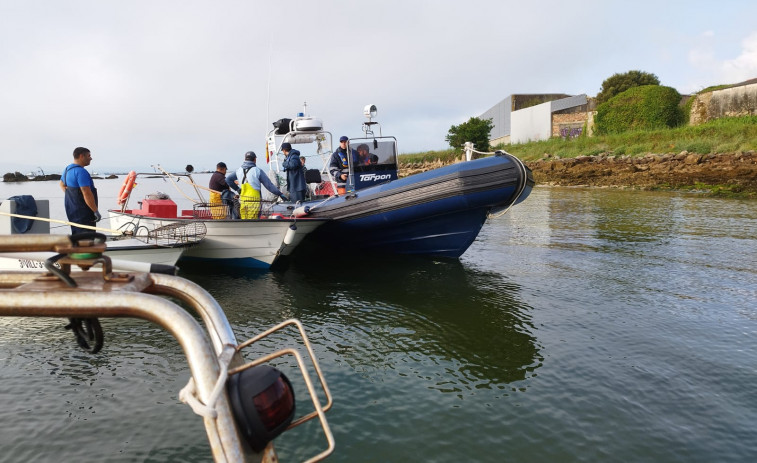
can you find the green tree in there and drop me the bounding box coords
[595,85,684,135]
[446,117,494,152]
[596,70,660,105]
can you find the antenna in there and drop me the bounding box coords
[265,35,273,133]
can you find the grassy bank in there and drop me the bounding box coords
[399,116,757,162]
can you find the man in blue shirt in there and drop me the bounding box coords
[59,147,101,234]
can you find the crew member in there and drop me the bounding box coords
[209,162,232,219]
[59,147,100,234]
[226,151,287,219]
[281,142,306,202]
[329,135,357,192]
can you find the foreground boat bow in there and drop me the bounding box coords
[0,236,335,462]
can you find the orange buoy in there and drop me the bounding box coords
[117,171,137,205]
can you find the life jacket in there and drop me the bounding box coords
[336,150,349,168]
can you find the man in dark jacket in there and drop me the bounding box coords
[209,162,233,219]
[281,142,306,202]
[329,136,357,192]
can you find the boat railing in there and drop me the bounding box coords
[192,199,289,220]
[266,118,340,202]
[0,234,335,462]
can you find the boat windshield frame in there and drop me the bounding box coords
[266,126,335,200]
[346,135,400,192]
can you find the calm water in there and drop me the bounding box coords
[1,178,756,462]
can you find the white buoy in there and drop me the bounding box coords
[283,224,297,245]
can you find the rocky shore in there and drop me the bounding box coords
[3,172,118,182]
[3,172,61,182]
[401,151,757,197]
[523,151,757,195]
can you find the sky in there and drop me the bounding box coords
[1,0,756,174]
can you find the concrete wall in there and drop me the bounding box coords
[690,82,757,124]
[484,93,594,144]
[481,96,512,139]
[511,101,553,144]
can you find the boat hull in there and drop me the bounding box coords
[292,153,533,258]
[0,238,186,272]
[108,214,326,269]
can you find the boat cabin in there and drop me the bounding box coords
[347,137,399,191]
[266,103,400,199]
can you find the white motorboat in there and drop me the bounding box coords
[0,237,189,273]
[108,174,327,269]
[0,197,203,273]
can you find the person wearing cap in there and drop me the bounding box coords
[209,162,233,219]
[226,151,287,219]
[281,142,306,202]
[329,136,358,192]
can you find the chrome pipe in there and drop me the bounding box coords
[0,291,246,463]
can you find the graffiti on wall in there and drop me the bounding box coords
[559,123,583,139]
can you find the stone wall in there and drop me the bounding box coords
[689,82,757,125]
[552,113,588,138]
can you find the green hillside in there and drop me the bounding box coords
[399,116,757,163]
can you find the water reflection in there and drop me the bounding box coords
[183,253,542,393]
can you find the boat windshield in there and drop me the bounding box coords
[350,137,399,191]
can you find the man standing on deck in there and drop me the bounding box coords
[59,147,101,234]
[209,162,233,219]
[226,151,288,219]
[281,142,306,202]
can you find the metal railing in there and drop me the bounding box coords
[0,235,334,462]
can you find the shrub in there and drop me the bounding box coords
[596,70,660,105]
[684,141,712,154]
[445,117,494,152]
[595,85,685,135]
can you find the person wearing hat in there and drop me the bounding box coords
[281,142,307,202]
[226,151,287,219]
[329,136,358,192]
[208,162,233,219]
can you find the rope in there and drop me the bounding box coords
[303,194,337,213]
[0,211,124,234]
[179,344,236,419]
[470,148,498,156]
[152,165,201,204]
[486,149,530,219]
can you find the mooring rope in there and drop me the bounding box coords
[464,149,530,220]
[179,344,236,419]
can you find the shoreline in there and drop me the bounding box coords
[7,152,755,198]
[402,151,757,198]
[523,151,757,197]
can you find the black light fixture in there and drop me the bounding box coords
[227,364,296,452]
